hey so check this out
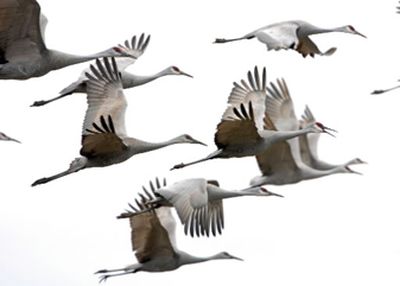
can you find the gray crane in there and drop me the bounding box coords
[30,33,192,106]
[250,79,362,187]
[96,198,242,282]
[171,66,333,170]
[0,0,135,80]
[299,105,366,170]
[31,57,205,187]
[214,20,366,57]
[118,177,283,237]
[0,132,20,143]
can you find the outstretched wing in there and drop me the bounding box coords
[215,102,261,149]
[0,0,46,62]
[80,115,127,159]
[115,33,150,71]
[299,105,320,166]
[83,57,127,137]
[226,66,267,130]
[253,22,299,51]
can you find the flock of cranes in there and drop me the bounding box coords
[6,0,396,283]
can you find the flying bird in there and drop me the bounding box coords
[171,66,332,170]
[250,79,362,187]
[0,0,135,80]
[31,57,205,187]
[30,33,192,107]
[118,177,283,237]
[371,80,400,95]
[0,132,20,143]
[299,105,366,170]
[96,199,242,282]
[214,20,366,57]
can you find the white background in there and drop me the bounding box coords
[1,0,399,285]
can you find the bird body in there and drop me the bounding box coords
[119,177,282,237]
[31,58,205,186]
[0,0,134,80]
[250,78,361,187]
[96,205,241,282]
[171,66,331,170]
[214,20,365,57]
[30,33,192,107]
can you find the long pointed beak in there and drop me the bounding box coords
[355,30,367,38]
[7,136,21,143]
[231,255,244,261]
[180,71,193,78]
[346,166,363,175]
[192,138,207,146]
[323,126,337,137]
[261,187,284,198]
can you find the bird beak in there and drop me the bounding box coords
[231,255,244,261]
[346,165,363,175]
[322,126,337,137]
[355,30,367,38]
[192,138,207,146]
[180,71,193,78]
[260,187,284,198]
[7,136,21,143]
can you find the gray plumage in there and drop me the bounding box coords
[95,196,242,282]
[118,177,283,237]
[171,66,332,170]
[31,57,205,187]
[30,33,192,106]
[0,0,135,80]
[214,20,366,57]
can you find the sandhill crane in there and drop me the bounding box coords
[0,132,20,143]
[118,177,283,237]
[299,105,366,170]
[171,67,332,170]
[250,79,362,187]
[96,202,242,282]
[371,81,400,95]
[31,57,205,187]
[30,34,192,107]
[214,20,366,57]
[0,0,135,80]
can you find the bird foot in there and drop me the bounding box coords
[170,163,184,170]
[31,177,50,187]
[94,269,108,274]
[30,100,48,107]
[98,275,109,283]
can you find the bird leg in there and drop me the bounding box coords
[170,150,222,170]
[96,268,138,283]
[371,84,400,95]
[31,157,87,187]
[30,93,71,107]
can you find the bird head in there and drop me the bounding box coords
[343,25,366,38]
[0,132,21,143]
[165,66,193,78]
[175,134,207,146]
[242,186,284,197]
[215,252,243,261]
[311,122,337,137]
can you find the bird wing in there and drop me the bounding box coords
[255,139,299,176]
[299,105,320,165]
[0,0,46,62]
[83,57,128,137]
[130,207,175,263]
[80,115,127,159]
[215,102,261,149]
[254,22,299,51]
[158,178,211,237]
[115,33,150,71]
[295,35,322,58]
[226,66,267,130]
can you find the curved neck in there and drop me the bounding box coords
[178,251,225,267]
[207,185,262,200]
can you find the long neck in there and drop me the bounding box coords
[123,69,169,88]
[207,185,261,200]
[125,136,185,156]
[177,251,224,267]
[47,49,114,71]
[301,165,345,181]
[268,129,310,144]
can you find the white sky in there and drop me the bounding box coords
[1,0,399,285]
